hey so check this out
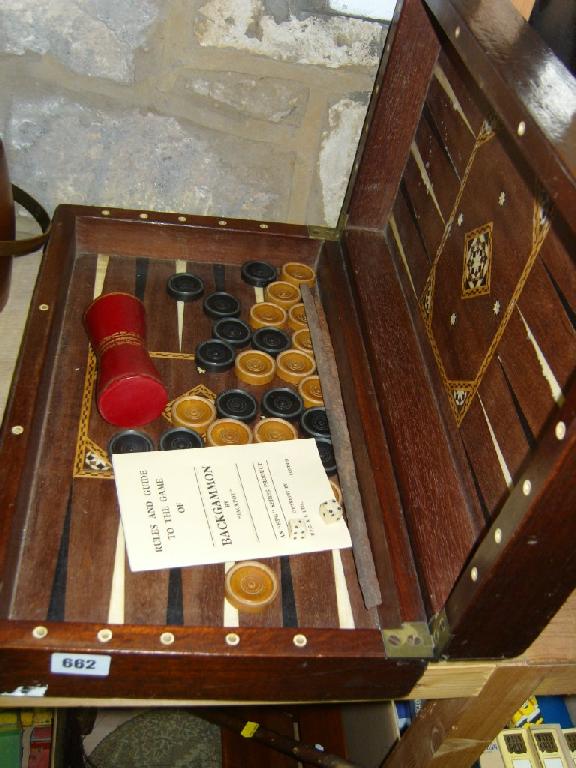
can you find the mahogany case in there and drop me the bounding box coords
[0,0,574,701]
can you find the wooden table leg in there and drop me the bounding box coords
[381,665,550,768]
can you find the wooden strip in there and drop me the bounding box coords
[347,0,440,229]
[290,552,340,628]
[517,258,575,392]
[331,550,355,630]
[65,481,121,623]
[497,310,556,438]
[339,549,378,629]
[181,564,225,627]
[107,527,126,624]
[301,286,381,610]
[459,397,509,518]
[413,111,461,221]
[11,255,97,620]
[344,231,481,613]
[320,241,425,625]
[383,666,548,768]
[390,186,432,296]
[426,51,485,177]
[538,220,576,315]
[76,216,321,267]
[402,154,446,260]
[477,357,530,488]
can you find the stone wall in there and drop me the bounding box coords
[0,0,387,227]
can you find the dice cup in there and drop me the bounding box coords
[83,292,168,427]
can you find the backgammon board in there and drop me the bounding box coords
[0,0,574,702]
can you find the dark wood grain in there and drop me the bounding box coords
[0,211,77,615]
[497,310,557,440]
[318,241,425,626]
[476,356,530,489]
[344,228,481,615]
[0,621,425,701]
[458,398,509,519]
[10,252,96,619]
[347,0,440,229]
[390,183,432,296]
[425,49,484,177]
[424,0,576,227]
[443,380,576,657]
[75,211,321,268]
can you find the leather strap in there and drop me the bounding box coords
[0,184,51,258]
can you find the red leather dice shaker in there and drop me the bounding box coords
[83,292,168,427]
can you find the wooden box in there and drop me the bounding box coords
[0,0,574,702]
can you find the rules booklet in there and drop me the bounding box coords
[112,438,351,571]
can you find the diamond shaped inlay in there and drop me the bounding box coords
[462,222,493,298]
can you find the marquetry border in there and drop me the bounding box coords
[73,348,214,479]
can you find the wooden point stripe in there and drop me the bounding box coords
[478,394,513,489]
[332,549,355,629]
[175,259,186,352]
[389,214,417,298]
[517,307,563,405]
[410,140,446,224]
[433,64,475,137]
[254,286,265,304]
[108,525,126,624]
[94,254,109,299]
[224,561,240,628]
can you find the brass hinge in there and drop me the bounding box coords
[306,225,341,241]
[381,622,435,659]
[429,609,451,656]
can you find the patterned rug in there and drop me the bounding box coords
[87,710,221,768]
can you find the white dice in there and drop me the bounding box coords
[288,517,308,540]
[319,499,343,525]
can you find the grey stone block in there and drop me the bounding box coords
[195,0,384,69]
[174,71,309,125]
[0,0,160,83]
[6,93,294,221]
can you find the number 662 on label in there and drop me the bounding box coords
[50,652,111,677]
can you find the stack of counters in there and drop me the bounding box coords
[251,326,291,358]
[292,328,314,355]
[235,349,276,386]
[108,429,154,457]
[207,418,252,446]
[301,406,330,439]
[195,339,236,373]
[315,436,337,475]
[261,387,303,421]
[203,291,241,319]
[280,262,316,288]
[253,417,298,443]
[213,317,252,349]
[216,389,258,423]
[276,349,316,386]
[241,260,277,288]
[166,272,205,301]
[249,302,287,330]
[264,281,301,310]
[288,303,307,331]
[298,375,324,408]
[171,394,216,435]
[159,426,203,450]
